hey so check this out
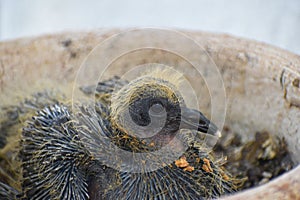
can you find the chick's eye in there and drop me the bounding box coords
[149,102,165,115]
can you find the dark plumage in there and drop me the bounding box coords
[0,71,238,199]
[21,105,89,199]
[0,181,19,200]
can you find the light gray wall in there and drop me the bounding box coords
[1,0,300,54]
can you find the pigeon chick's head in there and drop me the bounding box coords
[110,69,220,147]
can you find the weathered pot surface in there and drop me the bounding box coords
[0,29,299,199]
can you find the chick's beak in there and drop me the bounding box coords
[180,108,222,137]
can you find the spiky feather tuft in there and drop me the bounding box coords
[21,104,89,200]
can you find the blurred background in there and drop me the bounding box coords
[0,0,300,54]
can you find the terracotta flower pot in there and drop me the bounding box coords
[0,29,299,199]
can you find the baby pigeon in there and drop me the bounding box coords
[0,70,238,200]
